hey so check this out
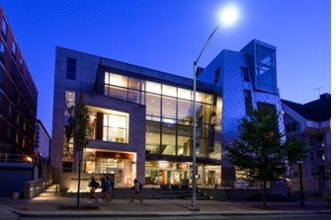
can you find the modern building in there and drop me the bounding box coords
[0,6,38,157]
[51,39,284,191]
[282,93,331,196]
[35,119,51,160]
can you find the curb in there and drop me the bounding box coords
[12,208,331,218]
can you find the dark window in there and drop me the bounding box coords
[0,41,5,65]
[66,57,76,80]
[8,104,13,120]
[285,124,291,133]
[244,91,253,115]
[215,67,220,83]
[1,19,7,41]
[285,122,297,133]
[63,162,73,172]
[11,60,16,78]
[257,102,276,114]
[0,67,3,89]
[241,67,249,81]
[0,94,2,114]
[12,42,16,60]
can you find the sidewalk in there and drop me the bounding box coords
[0,193,331,219]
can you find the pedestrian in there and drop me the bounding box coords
[87,176,101,203]
[99,176,109,202]
[105,176,112,201]
[130,178,143,202]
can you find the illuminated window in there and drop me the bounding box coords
[178,88,191,100]
[104,72,127,100]
[146,81,161,94]
[65,91,75,116]
[103,113,129,143]
[162,85,177,97]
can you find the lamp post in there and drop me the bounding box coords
[190,5,239,211]
[296,159,305,207]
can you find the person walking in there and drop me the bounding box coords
[130,178,143,202]
[99,176,110,202]
[87,176,101,203]
[104,176,112,201]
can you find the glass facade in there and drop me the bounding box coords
[103,72,216,158]
[255,44,277,94]
[103,71,222,186]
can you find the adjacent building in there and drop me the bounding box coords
[51,39,285,191]
[0,6,41,196]
[35,119,51,160]
[282,93,331,196]
[0,6,38,157]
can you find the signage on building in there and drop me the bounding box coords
[234,180,249,189]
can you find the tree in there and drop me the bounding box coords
[224,108,305,208]
[69,92,91,209]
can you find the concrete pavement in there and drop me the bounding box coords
[0,190,331,219]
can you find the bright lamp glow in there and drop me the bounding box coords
[219,5,239,27]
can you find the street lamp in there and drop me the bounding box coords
[191,5,239,211]
[296,159,305,208]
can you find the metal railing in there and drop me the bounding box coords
[0,153,41,165]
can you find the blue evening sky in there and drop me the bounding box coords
[0,0,331,136]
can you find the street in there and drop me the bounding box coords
[19,213,331,220]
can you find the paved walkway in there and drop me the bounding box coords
[0,192,331,219]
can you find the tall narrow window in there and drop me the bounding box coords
[0,94,2,114]
[66,57,76,80]
[0,67,3,89]
[241,67,249,81]
[8,103,13,120]
[0,41,5,65]
[255,44,277,93]
[12,41,16,60]
[244,91,253,115]
[215,67,220,83]
[1,19,7,40]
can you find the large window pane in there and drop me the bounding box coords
[146,121,161,154]
[146,93,161,122]
[105,85,127,100]
[103,113,129,143]
[177,99,192,124]
[177,125,192,156]
[178,88,191,100]
[128,77,144,90]
[162,85,177,97]
[106,72,127,87]
[255,44,277,94]
[162,96,176,121]
[162,123,176,156]
[128,89,142,104]
[146,81,161,94]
